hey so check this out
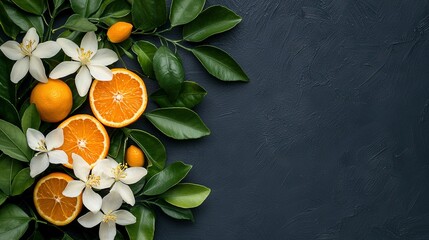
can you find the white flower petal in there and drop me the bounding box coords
[0,41,25,60]
[47,150,68,164]
[72,153,90,182]
[99,222,116,240]
[94,177,114,190]
[49,61,81,79]
[75,66,92,97]
[11,57,29,83]
[78,211,103,228]
[114,210,136,225]
[26,128,45,151]
[111,181,135,206]
[62,180,85,197]
[93,158,117,178]
[57,38,79,60]
[23,28,39,51]
[101,192,123,213]
[122,167,147,185]
[87,65,113,81]
[32,41,61,59]
[80,32,98,58]
[83,187,102,213]
[45,128,64,150]
[30,153,49,178]
[90,49,118,66]
[29,56,47,83]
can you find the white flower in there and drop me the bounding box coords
[78,192,136,240]
[0,28,60,83]
[49,31,118,97]
[26,128,68,178]
[97,158,147,206]
[62,154,111,213]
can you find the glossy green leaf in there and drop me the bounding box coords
[91,0,116,18]
[123,129,166,170]
[63,14,97,32]
[183,5,241,42]
[65,78,87,113]
[11,0,46,15]
[145,107,210,140]
[21,104,40,134]
[0,3,20,40]
[151,81,206,108]
[0,191,7,206]
[0,119,32,162]
[0,96,20,127]
[153,46,185,100]
[132,41,157,78]
[100,1,131,19]
[70,0,102,17]
[192,45,248,81]
[3,3,44,36]
[143,161,192,195]
[0,53,15,101]
[0,204,31,239]
[0,154,24,195]
[162,183,210,208]
[152,199,194,221]
[126,205,155,240]
[170,0,205,27]
[53,0,66,10]
[130,178,146,195]
[108,129,125,160]
[11,168,33,196]
[132,0,167,31]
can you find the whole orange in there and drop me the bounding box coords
[126,145,145,167]
[107,22,133,43]
[30,79,73,123]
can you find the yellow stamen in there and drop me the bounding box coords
[86,174,100,188]
[111,163,127,181]
[78,47,93,65]
[102,211,117,223]
[19,40,35,55]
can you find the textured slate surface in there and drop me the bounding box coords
[136,0,429,239]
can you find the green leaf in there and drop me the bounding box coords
[170,0,205,27]
[109,129,125,159]
[192,45,248,81]
[183,5,241,42]
[162,183,210,208]
[145,107,210,140]
[63,14,97,32]
[11,0,46,15]
[132,41,157,79]
[100,1,131,19]
[91,0,116,18]
[21,104,40,134]
[151,81,206,108]
[3,3,44,36]
[0,119,32,162]
[126,205,155,240]
[0,53,15,101]
[53,0,66,11]
[153,46,185,100]
[11,168,33,196]
[142,161,192,196]
[123,129,166,170]
[132,0,167,31]
[0,3,20,40]
[130,178,146,195]
[0,204,31,239]
[65,78,87,113]
[0,96,20,127]
[0,154,25,195]
[152,199,194,221]
[70,0,102,17]
[0,191,7,206]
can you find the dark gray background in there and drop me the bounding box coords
[135,0,429,239]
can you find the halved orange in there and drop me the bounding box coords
[57,114,110,168]
[33,172,82,226]
[89,68,148,128]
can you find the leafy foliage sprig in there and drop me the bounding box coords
[0,0,247,239]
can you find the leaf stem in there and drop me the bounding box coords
[154,34,191,51]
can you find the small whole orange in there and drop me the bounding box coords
[107,22,133,43]
[126,145,145,167]
[30,79,73,123]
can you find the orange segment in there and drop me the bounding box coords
[57,114,110,168]
[33,172,82,226]
[89,68,148,128]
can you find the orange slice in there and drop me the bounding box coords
[33,172,82,226]
[89,68,148,128]
[57,114,110,168]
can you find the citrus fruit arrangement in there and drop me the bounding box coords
[0,0,247,239]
